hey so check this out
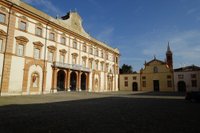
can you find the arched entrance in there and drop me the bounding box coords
[178,81,186,92]
[70,71,77,91]
[132,82,138,91]
[81,73,87,91]
[57,70,65,91]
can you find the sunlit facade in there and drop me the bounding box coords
[0,0,120,96]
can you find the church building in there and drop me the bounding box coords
[0,0,120,96]
[140,44,174,91]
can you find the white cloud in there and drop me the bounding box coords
[96,27,114,44]
[187,8,199,15]
[141,30,200,68]
[22,0,63,17]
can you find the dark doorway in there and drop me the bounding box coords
[81,73,87,91]
[70,71,77,91]
[132,82,138,91]
[178,81,186,92]
[57,70,65,91]
[153,80,160,91]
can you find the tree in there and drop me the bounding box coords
[120,64,133,74]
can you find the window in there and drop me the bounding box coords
[191,74,196,79]
[17,44,24,56]
[19,21,26,31]
[167,75,171,79]
[89,60,93,69]
[133,76,137,80]
[82,60,86,67]
[61,37,66,45]
[142,81,146,87]
[105,52,108,60]
[0,13,5,23]
[125,81,128,87]
[60,54,65,63]
[36,27,42,36]
[124,77,128,80]
[116,57,118,64]
[89,47,93,54]
[95,61,98,70]
[0,39,3,52]
[167,80,172,87]
[48,51,53,62]
[34,48,40,59]
[153,66,158,73]
[72,56,77,64]
[95,49,98,56]
[101,51,104,58]
[83,45,87,52]
[142,76,146,80]
[192,80,197,87]
[73,41,77,49]
[101,63,104,71]
[178,74,184,79]
[49,33,55,41]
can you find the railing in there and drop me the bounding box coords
[52,62,91,72]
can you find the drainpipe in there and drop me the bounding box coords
[0,3,13,96]
[41,21,49,94]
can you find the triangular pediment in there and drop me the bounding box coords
[0,30,7,36]
[146,59,165,66]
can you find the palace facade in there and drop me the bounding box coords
[0,0,120,96]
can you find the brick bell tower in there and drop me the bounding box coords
[166,42,173,69]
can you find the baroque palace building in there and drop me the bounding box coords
[0,0,120,96]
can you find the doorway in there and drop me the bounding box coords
[153,80,160,91]
[132,82,138,91]
[57,70,65,91]
[81,73,87,91]
[178,81,186,92]
[70,71,77,91]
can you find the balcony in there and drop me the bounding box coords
[52,62,91,72]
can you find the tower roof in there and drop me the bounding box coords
[166,42,172,54]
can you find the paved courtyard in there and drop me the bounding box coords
[0,91,199,133]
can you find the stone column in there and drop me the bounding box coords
[64,70,67,91]
[22,68,29,93]
[52,68,58,93]
[87,73,91,91]
[78,72,82,91]
[76,71,79,91]
[67,69,71,91]
[1,10,16,94]
[85,73,88,91]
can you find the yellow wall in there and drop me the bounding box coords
[141,59,174,91]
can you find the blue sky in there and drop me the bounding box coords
[22,0,200,71]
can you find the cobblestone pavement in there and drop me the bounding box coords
[0,91,199,133]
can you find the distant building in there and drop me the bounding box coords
[0,0,120,96]
[119,44,174,92]
[174,65,200,92]
[119,73,140,91]
[140,44,174,92]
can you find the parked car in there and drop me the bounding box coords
[185,91,200,102]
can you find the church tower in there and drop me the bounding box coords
[166,42,173,69]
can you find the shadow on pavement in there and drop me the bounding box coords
[0,96,199,133]
[131,91,186,96]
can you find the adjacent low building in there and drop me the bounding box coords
[119,73,140,91]
[174,65,200,92]
[0,0,120,96]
